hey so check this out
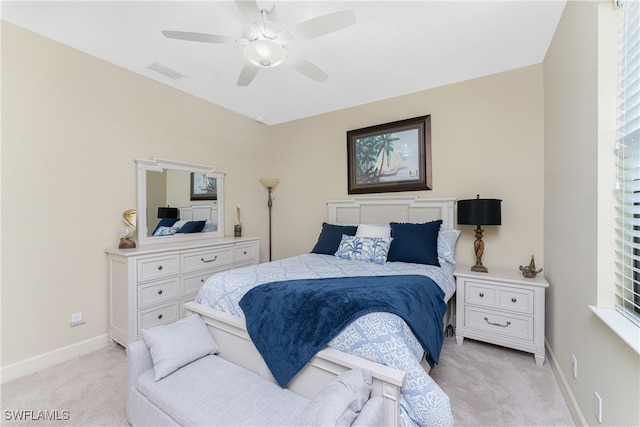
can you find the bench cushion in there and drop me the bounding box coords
[136,355,309,426]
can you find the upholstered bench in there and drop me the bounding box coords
[126,314,384,426]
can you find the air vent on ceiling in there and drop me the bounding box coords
[147,62,186,80]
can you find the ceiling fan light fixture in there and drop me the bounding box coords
[243,39,287,68]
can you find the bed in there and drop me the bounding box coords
[184,196,457,427]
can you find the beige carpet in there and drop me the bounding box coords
[1,344,128,426]
[431,336,574,426]
[0,337,573,426]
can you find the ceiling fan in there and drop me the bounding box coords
[161,1,356,86]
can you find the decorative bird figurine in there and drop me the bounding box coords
[118,208,137,249]
[520,255,543,278]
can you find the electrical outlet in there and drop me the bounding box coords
[571,354,577,378]
[70,312,85,327]
[594,392,602,423]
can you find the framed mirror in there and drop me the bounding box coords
[136,158,225,246]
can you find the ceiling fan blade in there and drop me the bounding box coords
[162,31,235,44]
[286,53,328,83]
[237,62,260,86]
[235,0,261,20]
[288,9,356,40]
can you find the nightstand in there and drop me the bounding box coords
[454,267,549,366]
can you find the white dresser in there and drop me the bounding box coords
[454,267,548,366]
[106,237,259,347]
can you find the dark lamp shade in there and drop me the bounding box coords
[458,198,502,226]
[158,207,179,219]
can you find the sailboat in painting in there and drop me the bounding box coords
[375,149,403,177]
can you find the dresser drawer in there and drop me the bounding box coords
[137,255,179,282]
[182,247,233,273]
[137,302,178,335]
[234,244,257,264]
[182,269,220,295]
[465,281,534,315]
[464,306,533,341]
[137,278,178,309]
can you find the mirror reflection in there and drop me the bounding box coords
[146,169,219,237]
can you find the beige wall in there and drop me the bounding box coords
[268,65,545,270]
[1,21,271,367]
[544,1,639,426]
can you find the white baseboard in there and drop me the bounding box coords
[0,334,110,384]
[545,338,588,426]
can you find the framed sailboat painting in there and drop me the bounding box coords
[347,115,432,194]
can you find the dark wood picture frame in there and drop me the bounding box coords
[347,115,432,194]
[190,173,217,201]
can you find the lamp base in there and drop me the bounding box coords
[471,264,488,273]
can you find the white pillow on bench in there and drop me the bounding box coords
[299,369,373,426]
[142,314,219,381]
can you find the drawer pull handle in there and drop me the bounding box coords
[158,314,163,320]
[243,251,247,255]
[157,290,163,295]
[201,256,218,263]
[157,265,163,271]
[484,317,511,328]
[479,293,484,298]
[511,297,517,303]
[200,279,205,283]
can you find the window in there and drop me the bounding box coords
[615,0,640,327]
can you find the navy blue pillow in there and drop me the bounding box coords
[152,217,179,235]
[311,223,358,255]
[176,220,206,234]
[387,220,443,266]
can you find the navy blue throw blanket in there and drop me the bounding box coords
[239,275,447,387]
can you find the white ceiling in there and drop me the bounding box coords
[1,0,566,125]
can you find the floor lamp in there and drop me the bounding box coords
[259,178,280,261]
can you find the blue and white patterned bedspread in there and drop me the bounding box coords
[195,253,455,427]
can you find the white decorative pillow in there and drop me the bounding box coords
[356,224,391,239]
[437,228,461,266]
[171,220,189,231]
[142,314,219,381]
[299,369,373,426]
[335,235,393,265]
[153,226,177,236]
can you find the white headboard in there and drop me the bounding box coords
[179,203,218,222]
[327,196,456,229]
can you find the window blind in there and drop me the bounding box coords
[615,0,640,327]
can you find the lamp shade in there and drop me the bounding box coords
[458,198,502,225]
[158,207,179,219]
[259,178,280,190]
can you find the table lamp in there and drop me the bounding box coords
[457,195,502,273]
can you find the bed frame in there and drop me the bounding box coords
[185,196,456,427]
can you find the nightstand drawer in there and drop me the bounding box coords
[137,255,179,282]
[182,247,233,273]
[465,306,533,341]
[137,278,178,308]
[465,281,533,314]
